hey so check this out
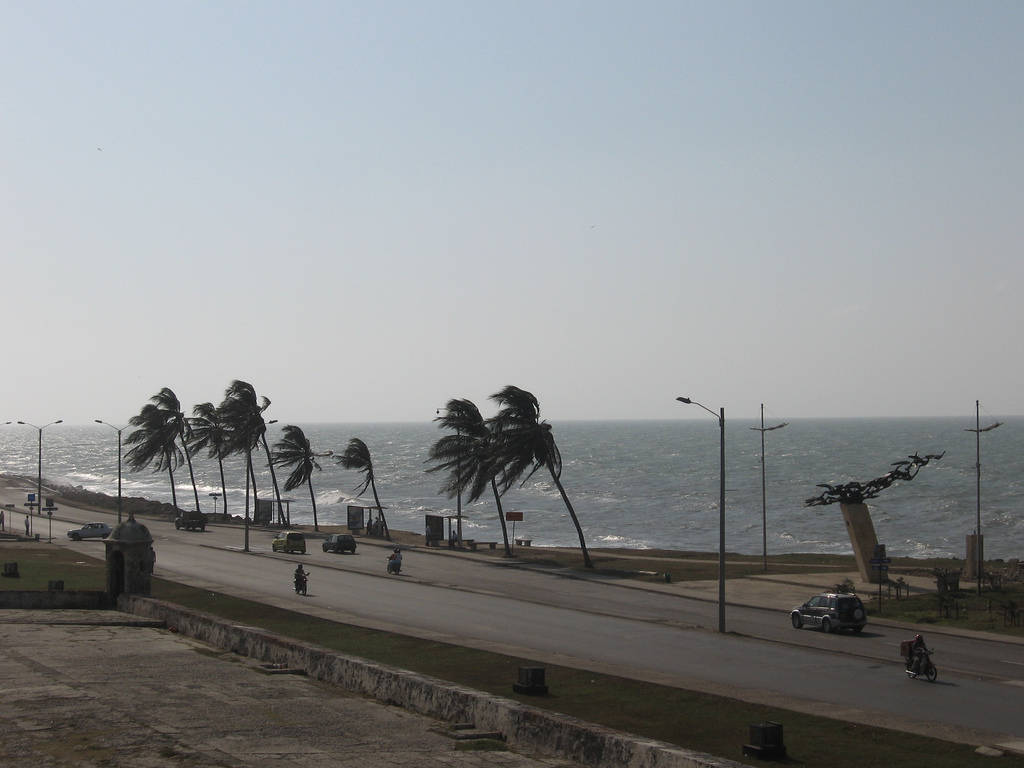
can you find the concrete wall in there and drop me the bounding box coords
[0,590,112,610]
[118,595,748,768]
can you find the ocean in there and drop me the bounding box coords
[2,418,1021,560]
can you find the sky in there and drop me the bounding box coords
[3,1,1022,425]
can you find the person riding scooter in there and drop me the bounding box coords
[906,633,929,676]
[293,563,309,594]
[387,547,402,574]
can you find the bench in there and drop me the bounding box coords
[467,541,497,551]
[514,538,532,547]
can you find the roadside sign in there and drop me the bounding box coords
[505,511,524,522]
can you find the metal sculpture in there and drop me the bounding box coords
[805,452,945,507]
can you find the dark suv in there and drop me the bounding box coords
[322,534,357,554]
[790,592,866,633]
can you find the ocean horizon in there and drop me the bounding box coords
[2,417,1021,560]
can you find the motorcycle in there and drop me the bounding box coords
[386,555,402,575]
[294,570,308,595]
[906,648,937,682]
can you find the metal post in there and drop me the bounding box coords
[976,399,981,592]
[760,405,766,572]
[96,421,126,523]
[676,397,727,633]
[117,428,123,523]
[965,400,1002,595]
[750,406,788,574]
[718,406,726,634]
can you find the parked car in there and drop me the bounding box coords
[322,533,357,554]
[272,531,307,554]
[791,592,867,633]
[174,510,207,532]
[67,522,112,541]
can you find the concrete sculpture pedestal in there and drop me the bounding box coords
[841,502,881,583]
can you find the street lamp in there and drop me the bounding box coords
[749,404,788,573]
[965,400,1002,594]
[16,420,63,536]
[209,492,221,518]
[675,396,726,633]
[95,420,127,523]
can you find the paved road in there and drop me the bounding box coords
[8,493,1024,746]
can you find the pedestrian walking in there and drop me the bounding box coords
[25,515,30,536]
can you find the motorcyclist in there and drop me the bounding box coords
[907,633,929,676]
[294,563,309,590]
[387,547,402,574]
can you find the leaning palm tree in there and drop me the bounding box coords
[272,425,325,531]
[218,380,286,525]
[428,398,512,557]
[124,402,183,512]
[487,385,592,568]
[190,402,231,519]
[337,437,389,539]
[151,387,203,514]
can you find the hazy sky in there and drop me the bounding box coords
[3,1,1021,425]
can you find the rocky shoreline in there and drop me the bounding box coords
[1,473,205,524]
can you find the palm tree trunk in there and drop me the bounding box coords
[260,434,285,526]
[165,450,179,513]
[547,464,592,568]
[218,458,228,520]
[307,477,319,531]
[244,448,251,552]
[182,440,202,513]
[370,480,390,540]
[491,478,513,557]
[249,460,259,520]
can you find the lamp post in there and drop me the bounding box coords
[94,420,127,523]
[209,492,221,518]
[676,396,726,633]
[17,420,63,535]
[965,400,1002,594]
[749,404,788,573]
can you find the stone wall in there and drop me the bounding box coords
[118,595,746,768]
[0,590,112,610]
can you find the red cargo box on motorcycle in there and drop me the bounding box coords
[900,640,913,659]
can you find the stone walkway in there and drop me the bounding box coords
[0,611,581,768]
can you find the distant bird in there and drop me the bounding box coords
[96,147,103,151]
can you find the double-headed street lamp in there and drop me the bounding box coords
[676,396,726,633]
[16,419,63,535]
[95,420,127,523]
[749,404,788,573]
[965,400,1002,594]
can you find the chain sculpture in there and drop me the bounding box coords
[805,451,945,507]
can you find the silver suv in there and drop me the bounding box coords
[791,592,866,633]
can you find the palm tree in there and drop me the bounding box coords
[218,380,286,525]
[337,437,389,540]
[124,402,183,512]
[487,385,593,568]
[190,402,231,520]
[272,425,326,531]
[428,398,512,557]
[151,387,203,514]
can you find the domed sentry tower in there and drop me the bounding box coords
[104,513,155,598]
